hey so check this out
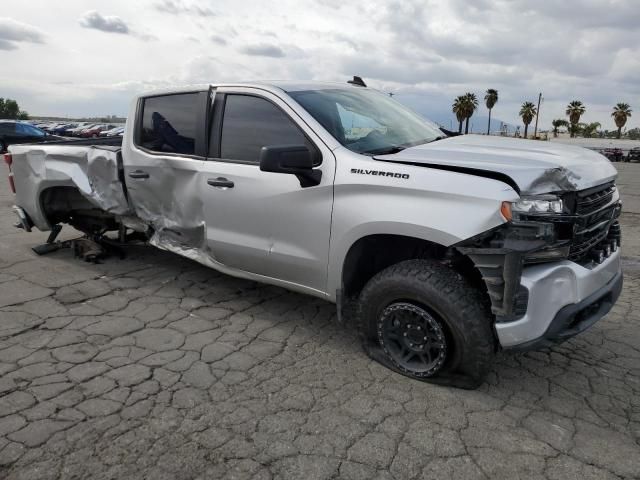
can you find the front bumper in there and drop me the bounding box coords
[496,249,622,349]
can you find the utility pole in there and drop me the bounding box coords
[533,92,542,139]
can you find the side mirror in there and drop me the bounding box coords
[259,145,322,187]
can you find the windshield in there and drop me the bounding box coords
[288,88,443,155]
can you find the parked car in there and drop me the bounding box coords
[66,124,94,137]
[100,126,125,137]
[0,120,57,152]
[80,124,116,138]
[42,123,66,133]
[63,124,85,136]
[58,125,77,136]
[7,81,623,388]
[77,124,97,137]
[50,123,76,136]
[626,147,640,162]
[601,148,624,162]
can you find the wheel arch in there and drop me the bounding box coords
[338,233,487,304]
[39,185,119,234]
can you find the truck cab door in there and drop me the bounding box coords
[122,90,211,247]
[201,88,336,294]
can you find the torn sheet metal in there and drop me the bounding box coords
[123,155,215,266]
[13,144,132,215]
[119,215,149,232]
[526,167,583,194]
[148,226,217,269]
[375,134,618,195]
[84,147,131,215]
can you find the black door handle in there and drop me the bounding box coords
[129,170,150,179]
[207,177,234,188]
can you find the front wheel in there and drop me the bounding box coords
[357,259,495,389]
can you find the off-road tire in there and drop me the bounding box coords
[357,259,495,389]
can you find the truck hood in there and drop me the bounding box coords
[374,134,617,195]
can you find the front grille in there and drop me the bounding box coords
[575,183,615,215]
[568,183,620,263]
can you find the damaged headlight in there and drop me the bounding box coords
[497,195,571,264]
[512,196,563,215]
[501,195,564,221]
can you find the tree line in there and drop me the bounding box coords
[0,98,29,120]
[452,91,633,140]
[553,102,632,139]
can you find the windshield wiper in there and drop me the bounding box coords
[365,145,406,155]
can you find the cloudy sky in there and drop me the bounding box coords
[1,0,638,131]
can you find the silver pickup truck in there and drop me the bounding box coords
[6,81,622,388]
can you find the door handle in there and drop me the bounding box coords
[129,170,150,179]
[207,177,234,188]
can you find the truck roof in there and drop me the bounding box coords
[137,81,363,98]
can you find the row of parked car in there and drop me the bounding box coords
[0,120,125,153]
[34,121,125,138]
[600,147,640,162]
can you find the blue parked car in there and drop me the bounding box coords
[51,123,77,136]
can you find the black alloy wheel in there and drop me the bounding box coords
[378,302,448,377]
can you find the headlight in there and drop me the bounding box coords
[500,196,564,221]
[512,196,563,214]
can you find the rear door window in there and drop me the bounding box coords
[139,93,199,155]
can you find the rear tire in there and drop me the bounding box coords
[357,259,495,389]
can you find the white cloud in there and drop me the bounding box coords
[154,0,215,16]
[240,44,285,58]
[0,17,45,49]
[79,10,129,34]
[78,10,157,41]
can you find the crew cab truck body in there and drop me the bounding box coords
[7,82,622,388]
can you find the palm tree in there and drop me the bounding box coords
[462,92,478,134]
[519,101,537,139]
[452,96,466,133]
[581,122,601,138]
[611,103,632,139]
[484,89,498,135]
[566,100,586,138]
[551,119,569,137]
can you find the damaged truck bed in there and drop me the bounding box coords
[10,139,132,228]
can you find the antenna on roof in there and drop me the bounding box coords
[347,76,367,87]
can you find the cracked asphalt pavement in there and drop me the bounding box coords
[1,164,639,480]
